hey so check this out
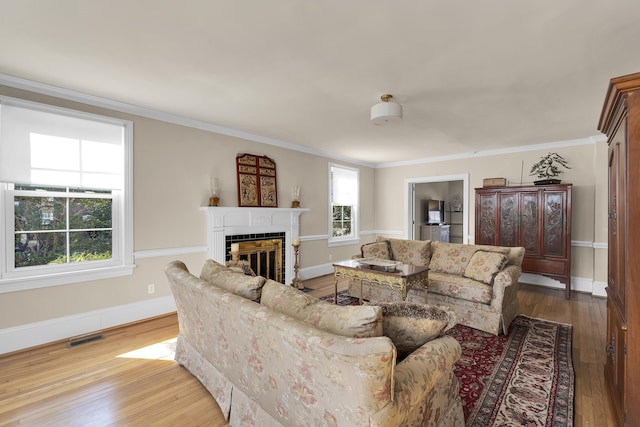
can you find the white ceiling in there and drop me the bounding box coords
[1,1,639,166]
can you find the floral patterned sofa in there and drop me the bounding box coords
[165,259,464,426]
[348,237,525,335]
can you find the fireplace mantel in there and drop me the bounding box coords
[200,207,309,284]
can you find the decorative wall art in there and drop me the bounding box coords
[236,153,278,207]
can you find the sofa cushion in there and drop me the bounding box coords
[200,259,232,280]
[200,259,266,302]
[428,271,493,304]
[478,245,524,267]
[376,302,456,360]
[260,280,383,338]
[376,237,430,267]
[429,242,477,275]
[361,241,391,260]
[463,250,508,285]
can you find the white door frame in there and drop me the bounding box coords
[404,173,470,242]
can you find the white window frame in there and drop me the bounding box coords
[328,163,359,247]
[0,96,134,293]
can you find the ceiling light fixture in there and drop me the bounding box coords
[370,94,403,125]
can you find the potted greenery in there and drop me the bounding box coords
[529,152,571,185]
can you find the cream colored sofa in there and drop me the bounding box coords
[165,259,464,427]
[348,238,525,335]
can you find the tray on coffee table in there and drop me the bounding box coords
[355,258,403,272]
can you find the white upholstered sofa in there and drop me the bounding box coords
[165,259,464,426]
[348,237,525,335]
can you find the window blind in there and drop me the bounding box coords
[331,165,358,206]
[0,99,124,189]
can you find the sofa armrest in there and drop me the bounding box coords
[500,264,522,283]
[394,335,461,399]
[371,335,461,425]
[494,265,522,290]
[491,264,522,308]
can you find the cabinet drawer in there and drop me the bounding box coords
[522,257,568,275]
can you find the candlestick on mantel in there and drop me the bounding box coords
[209,177,220,206]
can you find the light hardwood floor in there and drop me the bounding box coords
[0,277,615,426]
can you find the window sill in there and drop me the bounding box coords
[0,264,136,294]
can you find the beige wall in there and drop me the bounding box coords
[374,142,609,293]
[0,83,609,350]
[0,85,375,332]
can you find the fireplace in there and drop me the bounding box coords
[226,233,284,282]
[201,207,308,285]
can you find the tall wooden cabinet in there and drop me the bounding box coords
[599,71,640,427]
[475,184,572,299]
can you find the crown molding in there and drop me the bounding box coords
[0,73,605,170]
[0,73,376,168]
[375,134,607,169]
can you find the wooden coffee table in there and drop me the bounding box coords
[332,258,429,304]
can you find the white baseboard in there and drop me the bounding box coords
[592,281,607,298]
[0,296,176,355]
[519,273,605,296]
[300,263,333,280]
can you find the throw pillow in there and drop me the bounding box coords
[376,302,456,360]
[463,250,509,285]
[260,281,383,338]
[361,241,391,260]
[200,259,231,282]
[200,259,266,301]
[429,242,477,275]
[211,270,266,301]
[381,238,431,267]
[476,244,524,267]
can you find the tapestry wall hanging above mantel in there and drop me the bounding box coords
[236,153,278,207]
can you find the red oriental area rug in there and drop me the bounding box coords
[323,292,574,426]
[447,315,574,426]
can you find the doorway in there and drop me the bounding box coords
[404,174,469,243]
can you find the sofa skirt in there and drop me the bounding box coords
[175,334,234,420]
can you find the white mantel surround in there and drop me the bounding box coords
[200,207,309,285]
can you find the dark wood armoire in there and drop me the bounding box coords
[598,71,640,427]
[474,184,572,299]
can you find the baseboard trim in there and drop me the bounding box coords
[300,263,333,280]
[592,281,607,298]
[0,296,176,355]
[519,273,604,296]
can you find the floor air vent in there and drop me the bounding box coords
[67,333,104,348]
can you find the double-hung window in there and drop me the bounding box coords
[0,96,134,292]
[328,163,359,245]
